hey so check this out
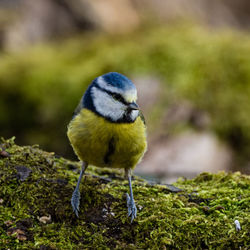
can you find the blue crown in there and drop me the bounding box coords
[101,72,135,91]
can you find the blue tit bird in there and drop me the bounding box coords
[67,72,147,222]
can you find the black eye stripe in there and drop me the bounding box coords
[111,93,126,103]
[95,84,129,105]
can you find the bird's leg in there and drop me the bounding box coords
[125,168,137,223]
[71,162,88,217]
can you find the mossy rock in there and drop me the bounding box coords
[0,138,249,249]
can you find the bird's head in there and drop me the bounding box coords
[83,72,140,123]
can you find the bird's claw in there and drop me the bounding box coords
[71,189,80,217]
[126,193,137,223]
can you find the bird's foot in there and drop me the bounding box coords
[126,193,137,223]
[71,188,80,217]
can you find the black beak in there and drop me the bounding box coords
[128,102,139,110]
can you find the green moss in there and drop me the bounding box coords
[0,138,249,249]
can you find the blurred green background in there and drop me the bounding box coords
[1,0,250,182]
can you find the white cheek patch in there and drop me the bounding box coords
[130,110,139,121]
[91,87,126,121]
[97,76,137,103]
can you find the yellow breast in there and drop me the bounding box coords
[67,108,147,169]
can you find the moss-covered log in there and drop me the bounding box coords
[0,138,249,249]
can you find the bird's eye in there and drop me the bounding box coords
[112,93,124,103]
